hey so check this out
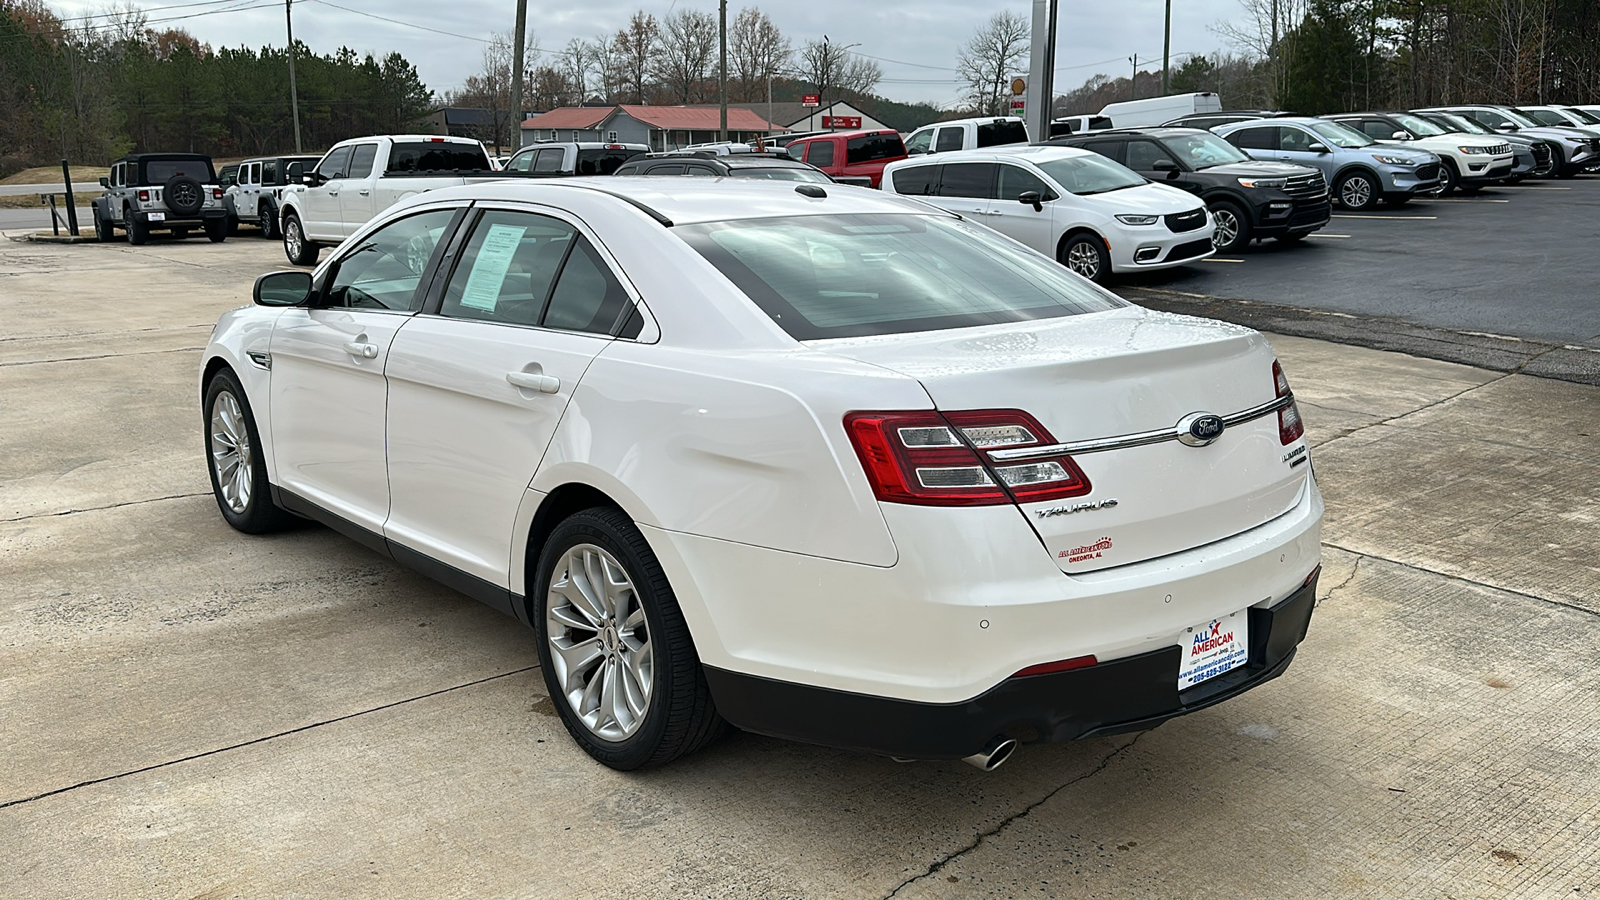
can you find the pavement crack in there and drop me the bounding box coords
[880,733,1145,899]
[1312,372,1514,449]
[1317,555,1364,606]
[1321,541,1597,619]
[0,345,206,367]
[2,492,209,523]
[0,666,540,811]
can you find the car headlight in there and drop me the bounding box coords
[1115,214,1159,225]
[1371,154,1414,166]
[1457,145,1492,155]
[1562,136,1588,145]
[1236,176,1288,189]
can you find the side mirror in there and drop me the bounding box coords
[1151,158,1178,171]
[254,270,313,307]
[1391,131,1410,140]
[1018,190,1044,212]
[98,176,109,187]
[1497,122,1518,132]
[1307,142,1330,153]
[301,172,322,186]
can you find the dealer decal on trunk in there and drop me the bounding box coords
[1060,537,1113,563]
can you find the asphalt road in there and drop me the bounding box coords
[1115,176,1600,383]
[2,236,1597,898]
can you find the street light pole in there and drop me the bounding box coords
[285,0,302,153]
[1162,0,1172,94]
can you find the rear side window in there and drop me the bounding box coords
[934,163,996,198]
[1225,127,1277,150]
[542,238,633,335]
[976,120,1029,147]
[386,142,492,173]
[1081,140,1124,163]
[679,214,1127,341]
[533,149,565,173]
[440,210,576,327]
[347,143,378,179]
[807,141,835,167]
[888,165,937,195]
[847,133,905,164]
[935,128,964,152]
[262,161,279,184]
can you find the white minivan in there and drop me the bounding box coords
[882,146,1216,282]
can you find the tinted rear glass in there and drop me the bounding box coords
[888,165,937,195]
[386,142,492,173]
[575,148,646,175]
[678,213,1126,341]
[846,133,906,164]
[145,159,216,183]
[976,120,1029,147]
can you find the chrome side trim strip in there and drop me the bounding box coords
[987,394,1294,461]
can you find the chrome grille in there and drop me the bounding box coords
[1283,171,1328,199]
[1163,209,1208,233]
[1530,143,1552,162]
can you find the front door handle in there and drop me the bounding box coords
[358,189,370,196]
[343,341,379,359]
[507,371,560,394]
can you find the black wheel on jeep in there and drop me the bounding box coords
[172,227,190,240]
[125,207,148,245]
[164,176,204,217]
[283,213,318,266]
[93,204,114,243]
[204,218,228,243]
[258,201,280,240]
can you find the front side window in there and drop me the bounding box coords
[317,146,353,180]
[1393,113,1446,136]
[1517,108,1565,126]
[1160,132,1250,168]
[1308,121,1374,148]
[995,164,1053,201]
[322,209,457,311]
[679,213,1127,341]
[506,150,535,173]
[904,129,933,154]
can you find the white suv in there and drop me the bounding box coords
[882,146,1215,282]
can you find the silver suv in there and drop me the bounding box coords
[1213,117,1440,211]
[91,153,229,244]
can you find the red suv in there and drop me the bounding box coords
[783,129,907,187]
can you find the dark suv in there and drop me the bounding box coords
[91,153,229,244]
[1049,127,1329,252]
[613,152,839,182]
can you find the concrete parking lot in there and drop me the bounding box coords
[2,212,1598,897]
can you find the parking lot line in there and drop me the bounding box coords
[1331,214,1438,220]
[1413,198,1510,203]
[1305,234,1352,238]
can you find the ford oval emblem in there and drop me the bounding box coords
[1177,412,1225,447]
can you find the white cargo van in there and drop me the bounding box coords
[1098,92,1223,128]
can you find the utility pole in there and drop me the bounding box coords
[1162,0,1171,94]
[285,0,302,153]
[1129,53,1138,101]
[511,0,527,153]
[718,0,728,142]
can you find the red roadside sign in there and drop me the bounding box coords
[822,115,862,129]
[802,94,820,107]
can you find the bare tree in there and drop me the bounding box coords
[955,11,1030,116]
[729,7,791,102]
[1213,0,1309,105]
[839,54,881,96]
[611,11,660,104]
[448,29,538,153]
[799,37,879,104]
[563,37,595,103]
[653,9,717,103]
[592,36,627,102]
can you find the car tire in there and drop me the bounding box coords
[283,213,318,266]
[226,214,240,236]
[259,202,279,240]
[93,205,114,243]
[172,227,190,240]
[1209,201,1251,254]
[1438,160,1459,195]
[125,207,148,245]
[203,368,298,534]
[204,218,227,242]
[534,506,724,770]
[1386,194,1411,207]
[1334,170,1378,211]
[1059,232,1110,283]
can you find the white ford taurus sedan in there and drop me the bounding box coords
[201,178,1322,771]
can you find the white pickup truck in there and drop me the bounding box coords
[279,134,497,265]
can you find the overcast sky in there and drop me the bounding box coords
[51,0,1245,108]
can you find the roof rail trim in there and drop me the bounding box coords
[549,183,674,227]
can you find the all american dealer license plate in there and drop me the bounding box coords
[146,212,165,221]
[1177,610,1249,691]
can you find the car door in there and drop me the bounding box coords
[303,145,352,238]
[383,205,639,588]
[1222,124,1279,162]
[984,162,1057,253]
[337,142,380,235]
[932,161,996,219]
[1273,126,1334,176]
[267,205,461,537]
[803,139,837,174]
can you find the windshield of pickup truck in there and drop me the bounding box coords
[386,142,492,174]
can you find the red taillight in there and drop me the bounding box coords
[212,188,223,199]
[138,189,149,201]
[1012,655,1098,678]
[1273,360,1304,445]
[843,409,1091,507]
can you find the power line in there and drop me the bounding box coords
[308,0,491,45]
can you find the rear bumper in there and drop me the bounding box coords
[707,572,1319,759]
[135,208,227,227]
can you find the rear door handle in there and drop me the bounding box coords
[343,341,379,359]
[507,371,560,394]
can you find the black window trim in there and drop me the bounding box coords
[314,202,471,314]
[416,200,656,342]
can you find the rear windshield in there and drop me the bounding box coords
[575,148,646,175]
[976,120,1029,147]
[386,142,492,173]
[846,133,906,165]
[145,159,216,183]
[678,213,1126,340]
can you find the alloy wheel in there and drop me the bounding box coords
[1340,176,1372,209]
[1065,241,1101,279]
[286,220,302,258]
[209,391,252,514]
[545,543,655,742]
[1212,209,1240,251]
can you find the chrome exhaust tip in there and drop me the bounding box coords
[961,736,1017,771]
